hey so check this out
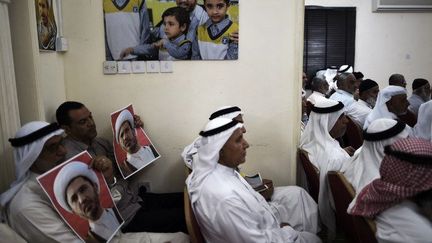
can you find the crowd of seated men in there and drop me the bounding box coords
[300,67,432,242]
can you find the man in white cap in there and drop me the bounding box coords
[412,100,432,142]
[300,99,355,232]
[115,109,158,176]
[329,72,370,127]
[1,121,189,242]
[183,106,320,234]
[341,119,410,194]
[54,161,121,242]
[363,85,409,129]
[56,101,187,234]
[357,79,379,109]
[187,117,321,242]
[408,78,431,116]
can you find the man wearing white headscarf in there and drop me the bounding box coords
[183,106,319,234]
[115,109,157,176]
[341,119,410,195]
[299,99,353,232]
[0,121,80,242]
[412,100,432,141]
[182,105,244,169]
[1,121,189,243]
[187,117,320,242]
[363,85,409,129]
[53,161,121,242]
[329,72,370,127]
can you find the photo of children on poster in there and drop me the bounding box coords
[35,0,57,51]
[103,0,239,61]
[111,104,160,179]
[37,151,124,242]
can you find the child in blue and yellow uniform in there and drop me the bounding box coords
[192,0,238,60]
[153,7,192,60]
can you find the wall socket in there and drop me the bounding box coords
[139,181,151,192]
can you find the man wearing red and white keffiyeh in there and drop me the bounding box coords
[349,137,432,243]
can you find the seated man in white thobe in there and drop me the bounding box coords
[182,106,319,234]
[300,99,355,232]
[412,100,432,142]
[186,117,321,243]
[341,119,410,194]
[330,73,370,127]
[114,109,158,176]
[408,78,431,116]
[307,77,329,105]
[349,138,432,243]
[363,85,409,129]
[358,79,379,109]
[0,121,189,243]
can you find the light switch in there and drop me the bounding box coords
[103,61,117,74]
[160,61,173,73]
[117,61,132,74]
[146,61,160,73]
[132,61,146,73]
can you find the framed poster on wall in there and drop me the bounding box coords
[103,0,239,61]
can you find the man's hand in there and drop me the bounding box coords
[152,39,164,49]
[344,146,356,156]
[89,156,114,184]
[133,114,144,128]
[259,179,274,201]
[229,31,239,43]
[119,47,134,60]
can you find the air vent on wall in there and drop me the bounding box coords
[372,0,432,12]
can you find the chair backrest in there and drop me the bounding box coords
[328,171,377,243]
[342,116,363,149]
[298,149,320,203]
[184,187,205,243]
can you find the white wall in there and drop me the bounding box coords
[59,0,305,192]
[306,0,432,93]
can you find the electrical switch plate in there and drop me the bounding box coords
[160,61,173,73]
[103,61,117,74]
[117,61,132,74]
[146,61,160,73]
[132,61,146,73]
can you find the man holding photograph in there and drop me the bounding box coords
[0,121,189,242]
[54,161,122,242]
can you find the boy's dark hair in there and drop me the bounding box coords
[56,101,84,126]
[204,0,230,4]
[162,7,190,33]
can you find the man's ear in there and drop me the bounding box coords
[180,23,187,33]
[61,125,71,135]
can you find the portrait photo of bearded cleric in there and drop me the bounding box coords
[37,151,123,242]
[111,105,160,178]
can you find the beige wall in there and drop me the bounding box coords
[59,0,304,192]
[306,0,432,93]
